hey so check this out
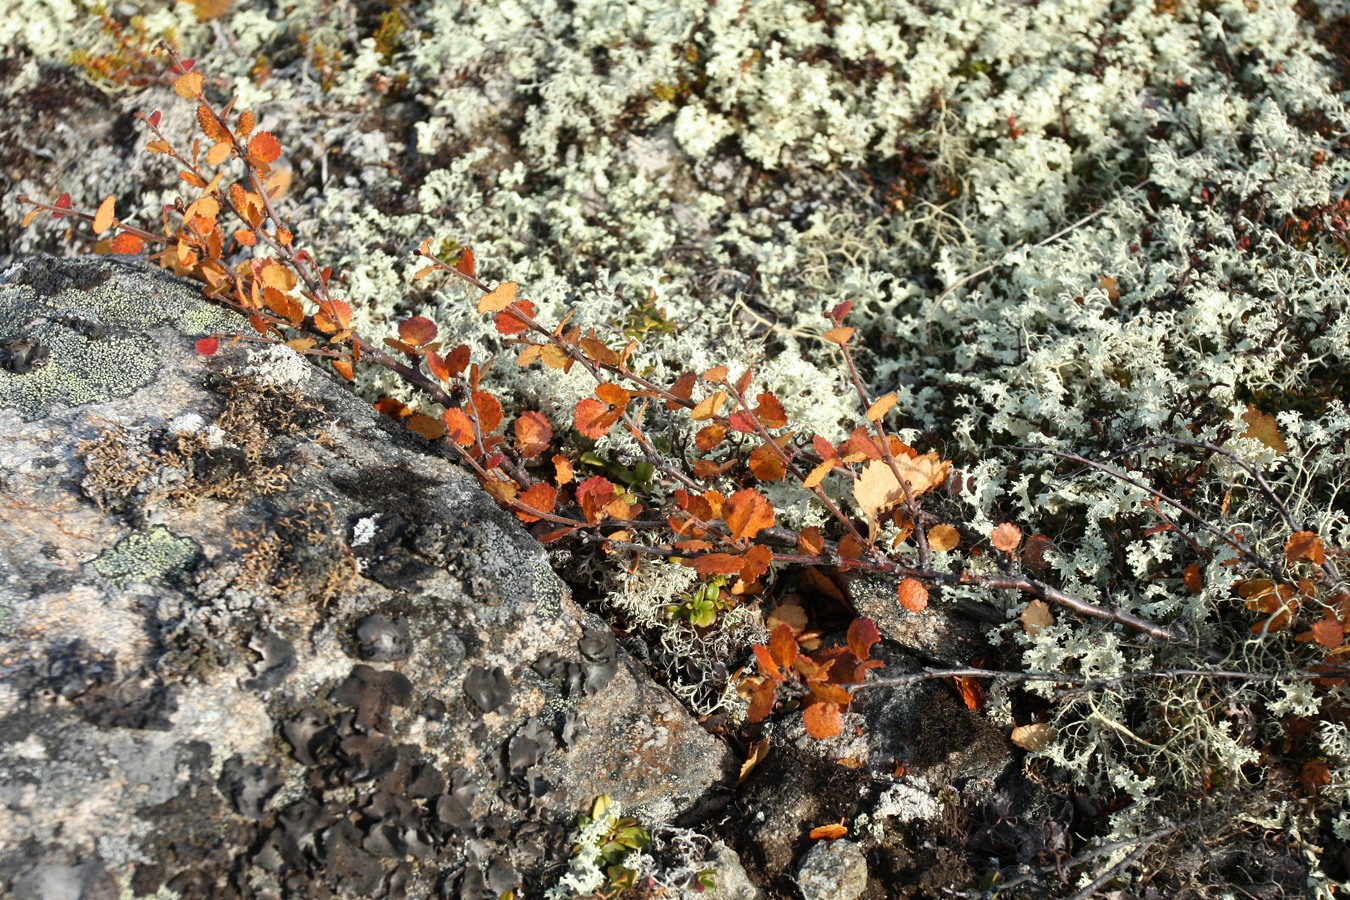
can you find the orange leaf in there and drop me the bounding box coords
[865,392,898,422]
[576,476,617,524]
[666,372,696,408]
[1311,616,1344,649]
[802,459,835,490]
[235,109,255,139]
[92,195,116,235]
[755,392,788,428]
[456,247,476,277]
[515,483,558,523]
[247,131,282,163]
[1184,562,1204,594]
[809,823,848,841]
[691,390,728,421]
[580,336,620,366]
[745,678,778,722]
[769,623,798,669]
[332,358,354,381]
[552,454,575,485]
[703,365,729,383]
[595,383,632,406]
[575,398,618,440]
[803,702,844,739]
[471,391,503,433]
[823,326,855,345]
[739,544,775,584]
[1286,531,1326,565]
[723,488,774,541]
[991,523,1023,553]
[110,232,144,255]
[206,140,232,166]
[807,680,854,705]
[754,643,784,682]
[442,407,477,446]
[477,281,518,314]
[747,443,787,482]
[927,523,960,552]
[847,617,881,660]
[897,578,928,613]
[399,315,438,347]
[688,553,747,577]
[952,675,984,710]
[406,414,447,440]
[797,527,825,556]
[695,424,726,451]
[514,411,553,458]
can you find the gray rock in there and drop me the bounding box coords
[795,839,868,900]
[0,256,732,898]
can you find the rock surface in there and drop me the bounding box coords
[0,256,733,898]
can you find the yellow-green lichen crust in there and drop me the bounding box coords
[0,257,239,422]
[91,525,202,586]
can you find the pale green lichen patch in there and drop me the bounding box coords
[0,258,239,421]
[92,525,201,585]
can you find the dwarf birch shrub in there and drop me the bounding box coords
[9,0,1350,892]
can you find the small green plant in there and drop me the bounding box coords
[667,575,732,627]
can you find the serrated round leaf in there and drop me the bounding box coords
[248,131,282,163]
[991,523,1023,553]
[110,232,144,255]
[803,702,844,740]
[398,315,439,347]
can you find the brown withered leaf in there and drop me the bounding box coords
[1286,531,1327,566]
[737,739,771,786]
[1021,599,1053,636]
[853,455,952,541]
[1241,406,1288,454]
[767,602,808,634]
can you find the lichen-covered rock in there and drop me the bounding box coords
[795,839,868,900]
[0,256,732,898]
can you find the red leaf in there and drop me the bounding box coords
[495,300,536,336]
[828,300,853,323]
[576,476,617,524]
[196,337,219,356]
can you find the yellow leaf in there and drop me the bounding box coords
[802,459,836,490]
[852,455,951,542]
[477,281,518,314]
[174,71,204,99]
[206,139,232,166]
[691,390,728,421]
[92,195,116,235]
[865,392,897,422]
